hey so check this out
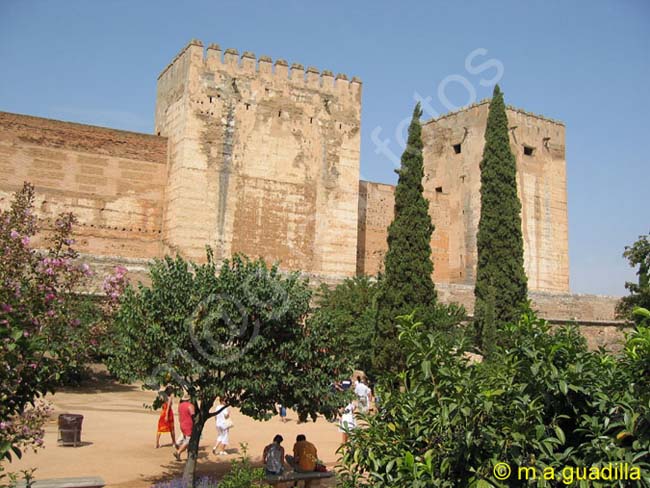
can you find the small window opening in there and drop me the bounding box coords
[523,145,535,156]
[339,123,342,129]
[157,131,161,136]
[309,117,313,124]
[453,143,462,154]
[278,110,282,117]
[435,186,443,193]
[245,103,250,110]
[208,96,213,103]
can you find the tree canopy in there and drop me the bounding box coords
[106,251,346,481]
[617,233,650,322]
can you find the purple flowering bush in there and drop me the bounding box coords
[0,183,102,461]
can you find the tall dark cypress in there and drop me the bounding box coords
[474,85,528,351]
[373,103,437,374]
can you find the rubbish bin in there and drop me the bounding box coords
[58,413,83,446]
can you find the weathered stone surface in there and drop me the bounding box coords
[359,101,570,294]
[155,40,362,279]
[0,42,622,345]
[0,111,167,261]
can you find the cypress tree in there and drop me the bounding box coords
[474,85,528,351]
[373,103,437,374]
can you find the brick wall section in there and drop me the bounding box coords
[0,111,168,260]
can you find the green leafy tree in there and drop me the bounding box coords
[373,103,438,374]
[310,276,379,375]
[105,251,345,482]
[617,233,650,321]
[474,85,528,352]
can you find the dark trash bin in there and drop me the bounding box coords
[58,413,83,446]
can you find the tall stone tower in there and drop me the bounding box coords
[421,101,569,292]
[155,40,362,280]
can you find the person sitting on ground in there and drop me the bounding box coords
[263,434,287,475]
[285,434,318,472]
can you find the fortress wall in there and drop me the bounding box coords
[422,101,569,293]
[156,41,362,279]
[435,283,626,351]
[0,112,167,259]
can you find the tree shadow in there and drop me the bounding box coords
[145,446,266,485]
[59,367,142,395]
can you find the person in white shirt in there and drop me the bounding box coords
[211,397,231,456]
[338,405,357,444]
[354,376,371,413]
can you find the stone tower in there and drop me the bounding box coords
[154,40,362,280]
[421,101,569,292]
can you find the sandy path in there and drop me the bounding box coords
[7,375,343,487]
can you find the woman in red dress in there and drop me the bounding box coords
[156,388,177,448]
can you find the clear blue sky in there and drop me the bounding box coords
[1,0,648,296]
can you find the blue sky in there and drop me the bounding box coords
[1,0,648,296]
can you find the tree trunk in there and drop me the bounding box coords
[182,406,207,485]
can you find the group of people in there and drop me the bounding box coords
[336,376,373,444]
[263,434,321,475]
[155,388,233,461]
[154,375,374,466]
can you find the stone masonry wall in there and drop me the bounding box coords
[0,112,167,260]
[434,283,627,351]
[421,101,569,292]
[155,40,362,280]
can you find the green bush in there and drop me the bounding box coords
[339,311,650,487]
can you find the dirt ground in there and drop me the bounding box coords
[7,372,343,487]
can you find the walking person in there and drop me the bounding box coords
[174,393,194,461]
[212,396,232,456]
[155,387,177,448]
[354,376,371,413]
[339,404,357,445]
[278,404,288,423]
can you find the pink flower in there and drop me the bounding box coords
[46,310,55,317]
[10,230,19,239]
[21,236,30,246]
[45,293,55,302]
[45,268,54,275]
[1,303,12,313]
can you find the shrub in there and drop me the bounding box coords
[339,311,650,487]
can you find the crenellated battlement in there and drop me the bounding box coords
[423,98,565,127]
[158,39,361,96]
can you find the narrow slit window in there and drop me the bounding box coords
[278,110,282,117]
[453,143,462,154]
[523,145,535,156]
[309,117,313,124]
[208,96,213,103]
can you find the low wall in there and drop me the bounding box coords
[436,283,629,351]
